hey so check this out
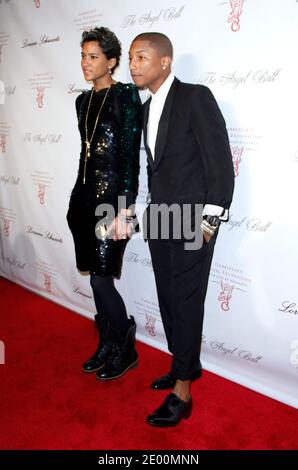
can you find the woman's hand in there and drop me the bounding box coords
[112,209,133,241]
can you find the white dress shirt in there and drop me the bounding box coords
[147,73,227,220]
[147,73,175,159]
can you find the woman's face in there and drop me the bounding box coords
[81,40,115,82]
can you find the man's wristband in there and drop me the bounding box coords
[200,215,220,236]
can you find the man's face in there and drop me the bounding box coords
[129,40,168,93]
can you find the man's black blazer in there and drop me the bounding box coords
[143,77,234,210]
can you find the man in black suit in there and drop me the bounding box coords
[129,33,234,427]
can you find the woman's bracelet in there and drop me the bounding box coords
[118,214,136,223]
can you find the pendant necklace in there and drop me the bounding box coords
[83,85,110,184]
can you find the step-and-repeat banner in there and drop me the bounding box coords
[0,0,297,408]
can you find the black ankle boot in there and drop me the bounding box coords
[96,316,138,380]
[82,315,113,373]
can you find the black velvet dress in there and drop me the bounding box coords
[67,82,142,277]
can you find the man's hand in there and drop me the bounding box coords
[203,231,212,243]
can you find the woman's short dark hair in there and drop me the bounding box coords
[81,27,121,74]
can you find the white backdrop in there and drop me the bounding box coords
[0,0,297,409]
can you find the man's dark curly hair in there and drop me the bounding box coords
[81,27,121,74]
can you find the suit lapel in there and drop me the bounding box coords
[143,97,153,167]
[153,78,179,169]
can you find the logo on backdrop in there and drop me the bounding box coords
[226,215,273,232]
[230,145,248,177]
[28,73,53,109]
[24,132,62,145]
[145,314,157,336]
[36,260,59,294]
[1,254,26,271]
[227,0,244,32]
[0,207,16,237]
[218,281,234,311]
[43,273,52,293]
[136,183,149,206]
[202,334,263,363]
[38,184,45,204]
[27,225,63,244]
[31,170,54,205]
[2,218,11,237]
[227,127,262,176]
[3,218,11,237]
[0,175,20,186]
[121,5,185,28]
[279,301,298,316]
[0,122,11,153]
[5,85,16,97]
[124,251,153,271]
[73,285,93,299]
[199,69,281,89]
[0,134,6,152]
[133,298,162,338]
[21,35,60,48]
[36,86,44,108]
[210,262,251,311]
[290,340,298,369]
[73,9,103,32]
[0,32,9,64]
[68,84,86,94]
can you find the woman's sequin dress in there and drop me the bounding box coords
[67,82,142,277]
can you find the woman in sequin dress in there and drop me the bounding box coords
[67,27,142,380]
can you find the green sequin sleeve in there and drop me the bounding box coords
[118,83,142,208]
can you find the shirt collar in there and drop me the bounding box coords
[150,73,175,102]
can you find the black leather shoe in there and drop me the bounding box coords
[151,369,202,390]
[150,373,176,390]
[146,393,192,427]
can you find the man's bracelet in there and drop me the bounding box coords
[200,215,220,236]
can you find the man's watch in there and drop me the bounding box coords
[201,215,220,236]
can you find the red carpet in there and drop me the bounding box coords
[0,276,297,450]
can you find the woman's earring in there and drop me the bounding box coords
[109,68,112,75]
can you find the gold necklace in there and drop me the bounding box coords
[83,86,110,184]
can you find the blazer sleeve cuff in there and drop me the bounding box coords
[203,204,229,221]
